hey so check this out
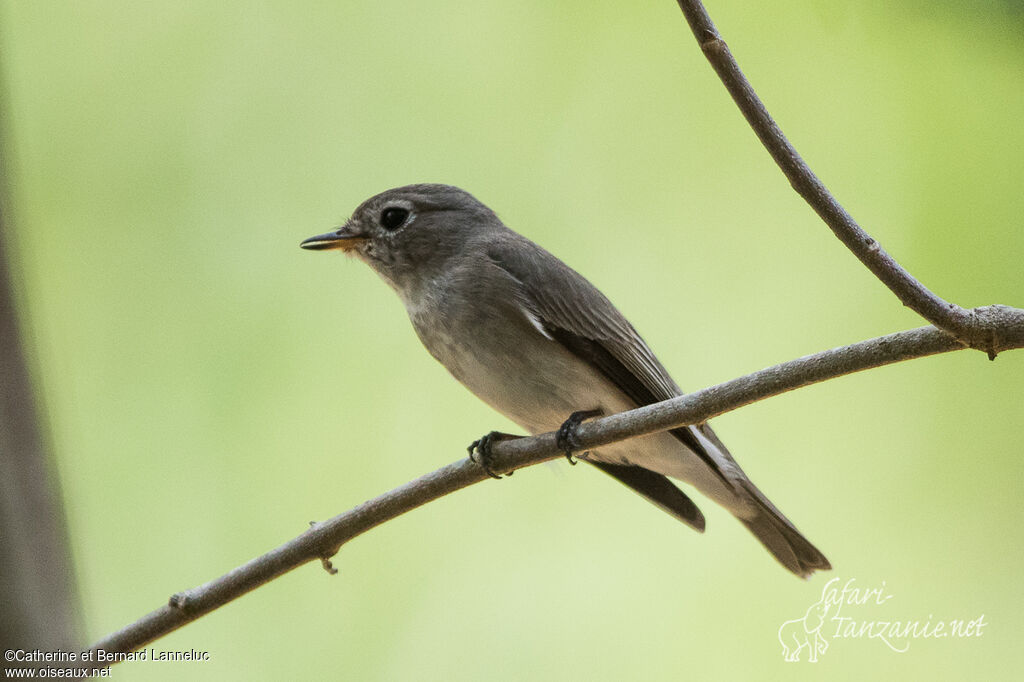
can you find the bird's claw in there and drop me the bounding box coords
[468,431,517,479]
[557,409,603,465]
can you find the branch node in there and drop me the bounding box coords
[307,520,341,574]
[320,556,339,575]
[700,36,727,56]
[929,304,1024,358]
[168,591,195,613]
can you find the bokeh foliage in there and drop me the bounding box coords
[2,1,1022,679]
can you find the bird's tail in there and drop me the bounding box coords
[686,423,830,578]
[736,479,831,579]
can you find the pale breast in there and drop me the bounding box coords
[408,279,618,435]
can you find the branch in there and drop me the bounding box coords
[87,321,1024,663]
[673,0,1013,357]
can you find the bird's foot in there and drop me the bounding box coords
[556,409,603,465]
[467,431,519,479]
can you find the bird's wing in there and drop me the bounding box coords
[485,237,724,451]
[485,237,682,403]
[485,237,680,400]
[485,236,733,494]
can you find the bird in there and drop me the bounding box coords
[301,183,830,577]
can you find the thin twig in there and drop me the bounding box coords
[87,320,1024,663]
[673,0,1010,357]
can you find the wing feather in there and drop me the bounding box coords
[485,236,733,487]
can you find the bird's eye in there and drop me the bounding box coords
[380,207,409,230]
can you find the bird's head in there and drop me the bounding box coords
[301,183,500,296]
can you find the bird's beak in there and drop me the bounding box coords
[300,224,368,252]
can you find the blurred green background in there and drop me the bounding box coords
[2,0,1022,679]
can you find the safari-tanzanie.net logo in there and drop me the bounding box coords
[777,577,987,662]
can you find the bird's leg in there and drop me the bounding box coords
[557,409,603,465]
[467,431,519,479]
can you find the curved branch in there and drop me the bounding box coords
[87,318,1024,663]
[673,0,1013,357]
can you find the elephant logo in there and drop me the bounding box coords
[778,596,832,662]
